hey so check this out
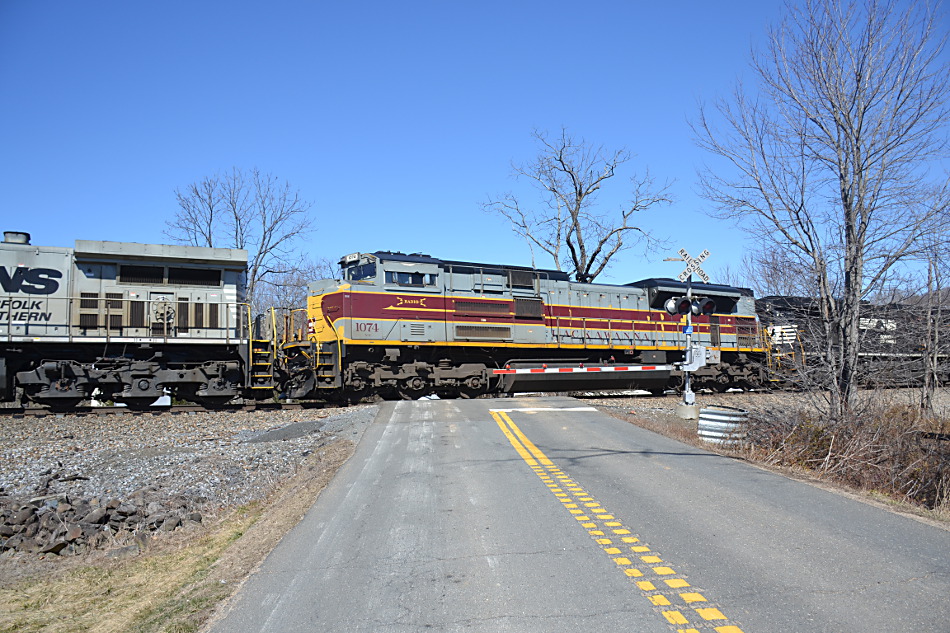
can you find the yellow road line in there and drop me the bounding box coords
[493,411,746,633]
[490,411,537,465]
[495,411,553,466]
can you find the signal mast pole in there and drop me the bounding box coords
[667,248,711,418]
[683,273,695,406]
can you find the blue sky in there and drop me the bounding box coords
[2,1,794,284]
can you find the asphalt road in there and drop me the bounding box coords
[206,397,950,632]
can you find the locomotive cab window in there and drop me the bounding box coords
[385,271,437,287]
[346,262,377,282]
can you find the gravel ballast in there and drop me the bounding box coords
[0,405,377,557]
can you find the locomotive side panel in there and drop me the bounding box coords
[71,240,247,343]
[0,243,73,339]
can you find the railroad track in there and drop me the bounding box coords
[0,401,329,417]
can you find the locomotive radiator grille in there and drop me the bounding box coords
[177,297,189,333]
[454,299,510,316]
[130,301,146,327]
[514,298,544,319]
[455,325,512,340]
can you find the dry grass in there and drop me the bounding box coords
[0,438,355,633]
[744,403,950,510]
[0,507,258,633]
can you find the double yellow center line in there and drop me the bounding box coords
[491,410,746,633]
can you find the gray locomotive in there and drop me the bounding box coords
[0,231,273,409]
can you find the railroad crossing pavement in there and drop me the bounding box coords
[205,397,950,632]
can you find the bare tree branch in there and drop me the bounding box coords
[164,167,315,311]
[485,128,672,282]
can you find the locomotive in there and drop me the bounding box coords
[279,251,767,402]
[756,294,950,387]
[0,231,272,409]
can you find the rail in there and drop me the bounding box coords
[0,401,330,417]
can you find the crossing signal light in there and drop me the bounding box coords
[665,296,717,315]
[692,298,717,316]
[665,297,692,315]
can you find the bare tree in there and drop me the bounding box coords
[167,175,220,248]
[252,256,337,341]
[913,236,950,413]
[694,0,950,419]
[164,167,314,311]
[254,256,336,310]
[724,249,820,297]
[485,128,672,283]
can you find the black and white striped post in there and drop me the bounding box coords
[668,248,710,419]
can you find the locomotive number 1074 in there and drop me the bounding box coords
[354,322,379,333]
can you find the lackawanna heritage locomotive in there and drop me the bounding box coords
[280,251,766,401]
[0,233,770,409]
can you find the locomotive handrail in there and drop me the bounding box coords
[285,307,308,344]
[0,293,249,343]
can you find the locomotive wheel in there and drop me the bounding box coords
[397,386,426,400]
[457,375,487,399]
[118,398,159,411]
[377,386,401,401]
[193,396,233,409]
[397,377,428,400]
[45,397,84,411]
[458,384,485,399]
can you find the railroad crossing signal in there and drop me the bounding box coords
[677,248,710,283]
[664,295,717,316]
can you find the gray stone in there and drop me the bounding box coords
[115,503,137,517]
[10,507,35,525]
[160,516,181,532]
[81,508,109,524]
[41,540,68,555]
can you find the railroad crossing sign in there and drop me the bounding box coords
[677,248,710,283]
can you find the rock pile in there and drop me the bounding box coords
[0,404,378,559]
[0,478,202,556]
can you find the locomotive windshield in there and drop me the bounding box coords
[345,262,377,282]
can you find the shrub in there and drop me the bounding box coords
[745,404,950,511]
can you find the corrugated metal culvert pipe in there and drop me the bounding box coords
[697,405,748,446]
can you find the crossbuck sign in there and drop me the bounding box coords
[677,248,710,283]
